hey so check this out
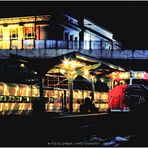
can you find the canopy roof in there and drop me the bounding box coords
[36,51,125,77]
[9,51,125,79]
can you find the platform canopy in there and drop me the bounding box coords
[8,51,125,84]
[36,51,125,78]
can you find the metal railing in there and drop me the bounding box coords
[0,39,121,50]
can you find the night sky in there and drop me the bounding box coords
[0,1,148,49]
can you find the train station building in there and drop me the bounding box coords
[1,13,146,115]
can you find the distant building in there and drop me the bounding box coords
[0,14,121,51]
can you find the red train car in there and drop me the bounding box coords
[108,84,148,112]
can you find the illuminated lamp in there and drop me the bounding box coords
[134,73,138,78]
[20,63,25,68]
[63,58,69,68]
[112,75,116,79]
[100,78,104,82]
[70,61,76,70]
[119,72,130,79]
[140,73,144,78]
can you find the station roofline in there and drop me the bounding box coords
[9,51,124,76]
[83,17,113,34]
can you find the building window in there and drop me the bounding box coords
[10,28,18,40]
[24,27,34,39]
[0,28,3,40]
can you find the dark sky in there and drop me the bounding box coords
[0,1,148,49]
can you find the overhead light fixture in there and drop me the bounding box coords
[20,63,25,68]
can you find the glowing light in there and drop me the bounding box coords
[100,78,104,82]
[70,61,76,69]
[63,58,69,68]
[60,69,65,74]
[109,65,116,69]
[14,84,19,96]
[1,83,9,96]
[0,15,50,25]
[25,86,30,96]
[84,69,89,76]
[24,23,34,27]
[119,72,130,79]
[20,63,25,68]
[34,71,37,74]
[62,58,83,70]
[76,55,96,63]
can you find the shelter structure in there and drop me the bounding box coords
[33,51,124,113]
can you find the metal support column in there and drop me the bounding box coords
[91,79,95,100]
[69,77,73,113]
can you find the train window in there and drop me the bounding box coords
[26,97,30,102]
[16,96,20,102]
[129,95,145,105]
[20,97,22,102]
[0,96,3,101]
[139,96,145,104]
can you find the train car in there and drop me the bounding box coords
[108,84,148,112]
[0,82,39,115]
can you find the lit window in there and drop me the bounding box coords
[0,28,3,48]
[0,28,3,40]
[10,28,18,39]
[24,26,34,39]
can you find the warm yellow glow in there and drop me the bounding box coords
[24,23,34,27]
[70,61,76,69]
[109,65,116,69]
[82,66,90,78]
[25,86,30,96]
[118,67,125,71]
[60,69,66,74]
[63,58,69,68]
[84,69,89,76]
[1,83,9,95]
[14,84,19,96]
[134,72,144,78]
[0,15,51,49]
[100,78,104,82]
[112,75,116,79]
[8,24,19,28]
[10,103,15,112]
[62,58,83,70]
[76,55,96,63]
[20,63,25,68]
[140,73,144,78]
[32,87,39,97]
[119,72,130,79]
[0,15,51,25]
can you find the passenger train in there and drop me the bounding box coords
[0,82,108,115]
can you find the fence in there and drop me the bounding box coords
[0,39,121,50]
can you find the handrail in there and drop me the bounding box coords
[0,39,121,50]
